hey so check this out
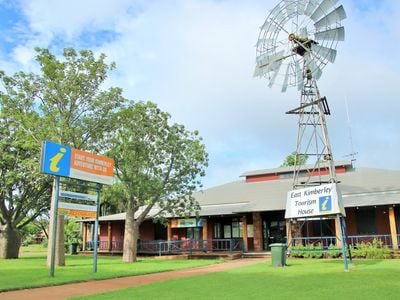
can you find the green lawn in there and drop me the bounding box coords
[0,253,220,292]
[75,259,400,300]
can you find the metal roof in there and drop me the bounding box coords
[87,167,400,221]
[195,167,400,216]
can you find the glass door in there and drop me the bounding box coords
[263,220,286,250]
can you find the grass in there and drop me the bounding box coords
[75,259,400,300]
[0,248,220,292]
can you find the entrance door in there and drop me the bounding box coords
[262,220,286,250]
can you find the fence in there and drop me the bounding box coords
[291,234,393,249]
[86,238,244,254]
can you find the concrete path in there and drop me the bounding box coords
[0,258,265,300]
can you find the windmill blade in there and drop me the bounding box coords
[314,26,345,41]
[311,0,339,22]
[281,64,290,93]
[269,3,287,23]
[305,53,323,80]
[304,0,322,16]
[256,38,274,49]
[297,0,309,15]
[311,44,337,63]
[315,5,346,30]
[261,20,278,33]
[284,0,297,16]
[299,27,308,39]
[267,60,282,88]
[296,60,304,90]
[256,50,285,68]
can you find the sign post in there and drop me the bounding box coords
[285,183,349,271]
[50,176,60,277]
[93,184,101,273]
[40,141,114,277]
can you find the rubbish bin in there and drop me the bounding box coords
[270,243,286,267]
[69,243,78,255]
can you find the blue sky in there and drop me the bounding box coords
[1,0,399,188]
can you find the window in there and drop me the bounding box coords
[231,218,243,238]
[186,227,200,240]
[224,225,231,238]
[356,208,376,234]
[213,223,222,239]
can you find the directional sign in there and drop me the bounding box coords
[59,190,97,202]
[41,141,114,185]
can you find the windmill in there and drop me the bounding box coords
[254,0,350,270]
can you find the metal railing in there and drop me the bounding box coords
[138,239,243,255]
[85,238,244,254]
[346,234,392,248]
[291,234,393,249]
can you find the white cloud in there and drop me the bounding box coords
[2,0,399,187]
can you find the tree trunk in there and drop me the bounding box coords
[46,180,65,267]
[0,225,21,259]
[122,207,139,263]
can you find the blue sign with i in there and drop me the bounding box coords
[40,141,72,177]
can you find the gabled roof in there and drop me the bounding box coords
[89,166,400,221]
[194,167,400,216]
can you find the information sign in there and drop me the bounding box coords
[285,183,345,219]
[40,141,114,185]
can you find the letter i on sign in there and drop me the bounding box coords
[41,141,72,177]
[319,196,332,212]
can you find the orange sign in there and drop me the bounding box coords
[58,208,97,218]
[69,148,114,185]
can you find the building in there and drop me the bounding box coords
[82,161,400,254]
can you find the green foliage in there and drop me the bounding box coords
[351,239,392,259]
[291,239,392,259]
[290,243,324,258]
[280,151,308,167]
[107,101,208,262]
[326,243,342,258]
[0,47,124,258]
[64,219,82,245]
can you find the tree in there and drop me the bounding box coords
[0,48,125,261]
[0,89,51,258]
[107,101,208,263]
[280,151,308,167]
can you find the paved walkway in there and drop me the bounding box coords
[0,258,265,300]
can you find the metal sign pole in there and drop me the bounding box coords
[338,214,349,272]
[50,176,60,277]
[93,184,101,273]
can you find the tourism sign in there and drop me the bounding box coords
[40,140,114,185]
[285,183,345,219]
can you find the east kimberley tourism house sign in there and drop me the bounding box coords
[285,183,345,219]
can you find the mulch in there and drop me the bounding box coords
[0,258,266,300]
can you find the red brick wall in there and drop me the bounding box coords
[253,212,262,252]
[112,221,124,241]
[376,207,390,234]
[344,208,357,235]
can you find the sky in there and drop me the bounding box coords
[0,0,399,188]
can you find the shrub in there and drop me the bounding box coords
[350,238,391,259]
[290,243,324,258]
